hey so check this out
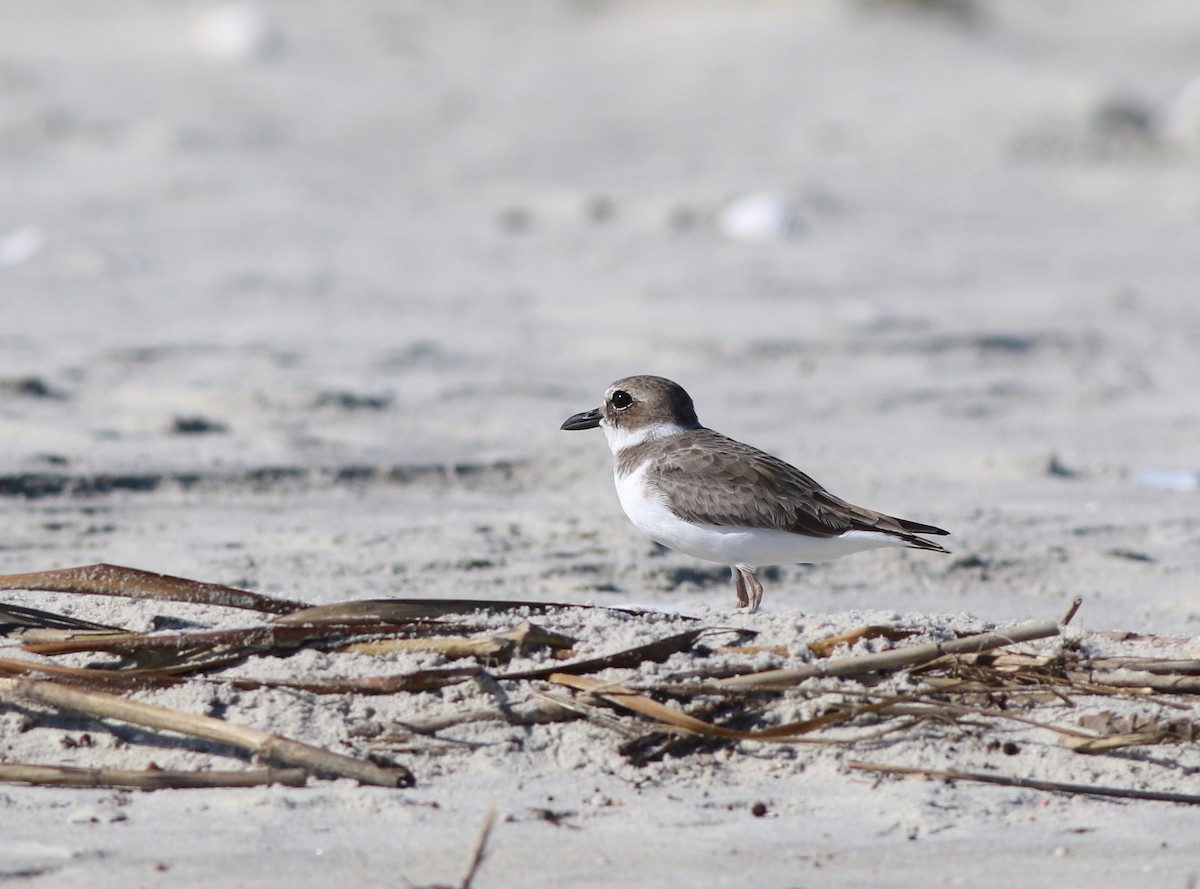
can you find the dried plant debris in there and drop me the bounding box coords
[1,563,1199,803]
[0,563,305,613]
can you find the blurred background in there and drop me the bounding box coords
[2,1,1199,628]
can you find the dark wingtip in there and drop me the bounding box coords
[897,518,951,537]
[889,517,951,553]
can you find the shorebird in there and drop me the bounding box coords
[561,375,949,611]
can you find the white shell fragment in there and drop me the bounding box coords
[716,192,804,243]
[67,805,128,825]
[1159,74,1200,144]
[1134,470,1200,492]
[192,4,281,62]
[0,225,46,266]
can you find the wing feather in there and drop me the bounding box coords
[645,429,948,549]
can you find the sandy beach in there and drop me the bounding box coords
[3,1,1200,885]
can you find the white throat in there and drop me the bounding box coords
[603,420,697,456]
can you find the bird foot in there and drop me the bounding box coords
[734,566,763,613]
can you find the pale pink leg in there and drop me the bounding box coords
[734,565,763,612]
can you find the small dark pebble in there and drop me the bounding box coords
[1002,742,1020,756]
[1091,97,1155,140]
[314,390,392,410]
[751,801,768,817]
[1105,548,1154,563]
[1047,454,1080,478]
[499,207,533,233]
[171,415,228,435]
[586,197,615,223]
[1,376,68,399]
[950,554,988,571]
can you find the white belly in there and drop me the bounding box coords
[615,464,904,568]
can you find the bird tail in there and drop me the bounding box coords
[892,517,951,553]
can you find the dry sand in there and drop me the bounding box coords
[3,1,1200,886]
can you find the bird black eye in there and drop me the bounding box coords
[610,390,633,410]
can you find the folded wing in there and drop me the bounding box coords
[649,430,950,551]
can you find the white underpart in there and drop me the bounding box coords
[614,462,907,569]
[602,419,699,454]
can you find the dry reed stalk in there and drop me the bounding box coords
[847,760,1200,805]
[1064,729,1184,753]
[1087,658,1200,675]
[0,602,125,633]
[880,701,1095,739]
[943,652,1062,671]
[525,688,645,739]
[714,644,789,657]
[1064,672,1200,695]
[343,620,576,660]
[0,677,413,787]
[19,621,431,658]
[460,809,498,889]
[917,677,1068,702]
[274,598,684,625]
[229,666,482,695]
[0,655,181,690]
[551,673,922,742]
[0,655,480,695]
[394,698,577,735]
[716,620,1060,690]
[0,564,305,613]
[1089,630,1195,647]
[0,763,307,789]
[497,627,715,681]
[807,625,919,657]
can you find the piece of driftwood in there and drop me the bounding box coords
[0,763,307,789]
[847,760,1200,805]
[0,677,412,787]
[715,620,1060,690]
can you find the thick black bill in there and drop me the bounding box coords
[560,407,602,430]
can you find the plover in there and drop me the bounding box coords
[561,375,949,612]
